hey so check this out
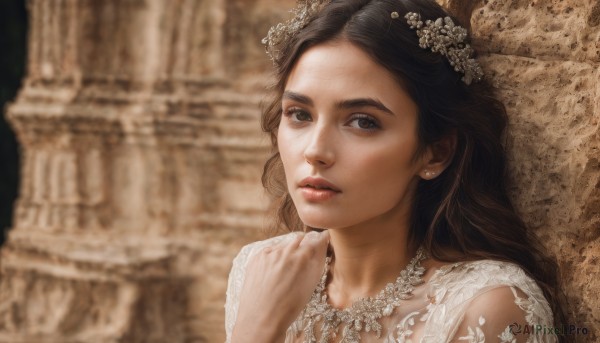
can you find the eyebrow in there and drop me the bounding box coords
[283,91,313,106]
[338,98,395,116]
[282,91,395,116]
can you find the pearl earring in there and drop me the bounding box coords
[424,170,437,178]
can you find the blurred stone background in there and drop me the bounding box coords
[0,0,597,342]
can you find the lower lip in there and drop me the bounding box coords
[300,187,340,201]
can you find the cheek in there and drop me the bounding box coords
[343,140,419,191]
[277,127,298,180]
[354,135,417,168]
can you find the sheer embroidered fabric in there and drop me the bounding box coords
[224,233,556,343]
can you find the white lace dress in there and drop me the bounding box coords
[224,233,556,343]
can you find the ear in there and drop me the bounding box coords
[418,132,457,180]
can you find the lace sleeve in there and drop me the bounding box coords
[449,286,557,343]
[224,233,301,343]
[224,244,253,343]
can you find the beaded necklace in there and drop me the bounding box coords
[291,247,427,343]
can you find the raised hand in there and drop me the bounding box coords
[231,230,330,343]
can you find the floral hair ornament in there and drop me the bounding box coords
[261,0,331,67]
[401,11,484,85]
[262,1,484,84]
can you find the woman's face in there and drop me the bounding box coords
[277,40,426,230]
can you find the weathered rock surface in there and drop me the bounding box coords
[466,1,600,340]
[0,0,597,342]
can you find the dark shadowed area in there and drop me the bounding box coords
[0,0,27,246]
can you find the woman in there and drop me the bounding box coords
[225,0,567,342]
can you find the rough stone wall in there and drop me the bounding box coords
[464,0,600,340]
[443,1,600,340]
[0,0,598,342]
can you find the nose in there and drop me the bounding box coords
[303,122,335,167]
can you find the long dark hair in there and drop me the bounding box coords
[260,0,567,336]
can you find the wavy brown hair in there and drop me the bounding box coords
[259,0,568,338]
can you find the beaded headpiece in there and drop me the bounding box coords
[402,12,483,85]
[261,1,484,85]
[261,0,330,66]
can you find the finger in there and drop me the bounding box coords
[289,231,306,246]
[264,232,304,253]
[313,230,330,256]
[298,231,330,272]
[300,230,329,244]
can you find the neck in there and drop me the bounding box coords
[325,215,418,308]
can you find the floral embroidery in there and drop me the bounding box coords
[498,326,517,343]
[510,286,537,324]
[394,311,420,343]
[225,234,557,343]
[458,316,486,343]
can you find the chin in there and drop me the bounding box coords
[297,212,348,230]
[297,213,331,229]
[293,199,353,229]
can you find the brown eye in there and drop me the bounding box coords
[349,114,380,131]
[358,118,376,129]
[284,108,312,122]
[295,111,311,122]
